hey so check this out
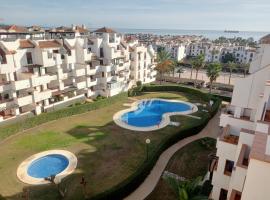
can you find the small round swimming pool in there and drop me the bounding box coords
[113,98,198,131]
[17,150,77,185]
[27,154,69,178]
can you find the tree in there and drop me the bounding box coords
[193,54,205,82]
[156,50,173,84]
[177,65,185,79]
[163,175,208,200]
[240,63,250,77]
[227,61,237,84]
[170,60,178,77]
[206,62,222,93]
[222,52,235,64]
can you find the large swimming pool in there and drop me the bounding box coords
[119,99,196,129]
[27,154,69,178]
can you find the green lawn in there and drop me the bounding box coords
[146,138,216,200]
[0,91,209,200]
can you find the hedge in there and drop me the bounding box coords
[0,92,128,141]
[88,85,221,200]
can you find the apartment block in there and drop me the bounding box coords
[210,34,270,200]
[0,25,156,123]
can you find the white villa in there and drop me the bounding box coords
[0,25,156,123]
[210,34,270,200]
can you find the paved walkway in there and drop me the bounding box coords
[124,112,221,200]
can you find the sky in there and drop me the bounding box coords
[0,0,270,31]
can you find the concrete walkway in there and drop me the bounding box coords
[124,112,221,200]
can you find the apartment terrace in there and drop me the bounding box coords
[220,125,239,145]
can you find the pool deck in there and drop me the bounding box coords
[113,98,198,132]
[17,150,77,185]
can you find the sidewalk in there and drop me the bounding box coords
[124,112,220,200]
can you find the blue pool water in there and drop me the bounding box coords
[121,100,192,127]
[27,154,69,178]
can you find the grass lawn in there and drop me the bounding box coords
[0,91,210,200]
[146,138,216,200]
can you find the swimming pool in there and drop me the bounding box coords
[114,98,197,131]
[27,154,69,178]
[17,150,77,185]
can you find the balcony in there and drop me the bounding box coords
[87,78,97,87]
[73,68,86,77]
[75,81,87,90]
[0,81,11,92]
[15,95,33,107]
[31,75,52,87]
[0,99,15,111]
[33,90,52,102]
[220,125,239,145]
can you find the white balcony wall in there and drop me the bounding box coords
[16,95,33,107]
[31,75,52,87]
[13,79,31,90]
[75,81,87,90]
[33,90,52,102]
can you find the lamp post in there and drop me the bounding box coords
[145,138,151,161]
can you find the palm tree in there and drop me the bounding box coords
[240,63,250,77]
[206,62,222,93]
[163,175,208,200]
[193,54,205,82]
[170,60,178,77]
[177,65,185,79]
[227,61,236,85]
[156,50,173,84]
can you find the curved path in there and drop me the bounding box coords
[124,112,221,200]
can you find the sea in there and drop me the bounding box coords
[115,28,269,41]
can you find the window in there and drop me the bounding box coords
[47,51,53,59]
[87,47,91,53]
[100,48,104,58]
[219,188,228,200]
[26,52,33,65]
[224,160,234,176]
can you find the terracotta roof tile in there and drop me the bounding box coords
[19,40,35,49]
[260,34,270,44]
[38,40,61,49]
[94,27,117,33]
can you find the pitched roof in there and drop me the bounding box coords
[260,34,270,44]
[0,25,28,33]
[94,27,116,33]
[19,40,35,49]
[75,26,89,33]
[38,40,61,49]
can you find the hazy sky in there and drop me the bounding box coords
[1,0,270,31]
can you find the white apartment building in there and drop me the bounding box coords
[185,42,255,64]
[164,44,187,62]
[210,34,270,200]
[0,26,156,123]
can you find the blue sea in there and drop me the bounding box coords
[116,28,268,41]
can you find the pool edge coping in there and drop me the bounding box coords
[113,98,198,132]
[17,150,77,185]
